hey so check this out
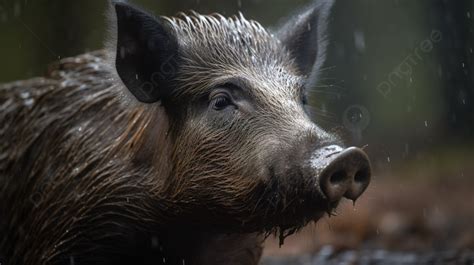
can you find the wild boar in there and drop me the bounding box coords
[0,1,371,264]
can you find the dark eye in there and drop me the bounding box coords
[210,93,234,111]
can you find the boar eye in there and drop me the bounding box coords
[210,92,234,111]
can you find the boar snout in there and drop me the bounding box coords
[312,145,371,203]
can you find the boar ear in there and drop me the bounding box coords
[113,2,179,103]
[277,0,334,81]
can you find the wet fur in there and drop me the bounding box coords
[0,1,336,264]
[0,51,264,265]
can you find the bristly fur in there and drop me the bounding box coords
[0,1,345,264]
[165,11,292,70]
[167,12,301,96]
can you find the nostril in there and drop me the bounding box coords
[354,167,370,184]
[330,170,348,185]
[345,166,371,201]
[321,170,351,202]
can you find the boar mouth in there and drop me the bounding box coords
[258,195,339,246]
[249,173,341,243]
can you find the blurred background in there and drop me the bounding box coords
[0,0,472,263]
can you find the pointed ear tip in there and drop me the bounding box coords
[111,0,129,10]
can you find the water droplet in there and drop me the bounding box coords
[250,55,257,63]
[20,92,30,99]
[354,30,366,53]
[24,99,34,107]
[424,121,428,127]
[387,157,391,163]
